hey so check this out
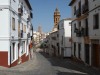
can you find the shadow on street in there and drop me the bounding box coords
[40,52,88,75]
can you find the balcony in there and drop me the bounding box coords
[82,3,89,14]
[30,25,33,30]
[18,31,21,38]
[52,37,56,40]
[18,8,23,16]
[74,28,78,33]
[27,33,30,38]
[76,31,81,37]
[18,30,23,38]
[30,12,33,18]
[18,3,23,16]
[83,28,89,37]
[75,28,85,37]
[21,30,23,38]
[27,15,30,21]
[76,8,81,17]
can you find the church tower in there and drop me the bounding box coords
[38,25,42,33]
[54,8,60,28]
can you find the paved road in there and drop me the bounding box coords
[0,49,99,75]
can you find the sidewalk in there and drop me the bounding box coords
[0,51,37,71]
[68,59,100,75]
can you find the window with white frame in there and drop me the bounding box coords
[12,17,15,30]
[93,13,99,29]
[12,43,15,60]
[22,41,25,54]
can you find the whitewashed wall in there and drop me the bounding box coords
[58,19,72,57]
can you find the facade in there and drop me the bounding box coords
[47,31,59,56]
[0,0,33,67]
[45,8,60,56]
[33,31,46,47]
[69,0,100,68]
[52,8,60,31]
[58,18,72,57]
[33,31,41,45]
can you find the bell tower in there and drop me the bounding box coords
[54,8,60,28]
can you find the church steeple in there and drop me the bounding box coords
[38,25,42,33]
[54,7,60,28]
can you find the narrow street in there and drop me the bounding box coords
[0,49,99,75]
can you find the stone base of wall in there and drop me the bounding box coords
[0,51,8,67]
[21,54,29,63]
[0,51,29,68]
[11,53,29,67]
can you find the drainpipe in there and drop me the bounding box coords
[9,0,11,67]
[71,22,72,58]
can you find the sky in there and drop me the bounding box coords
[29,0,71,33]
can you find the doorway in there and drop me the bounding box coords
[91,44,100,68]
[18,43,21,64]
[78,43,81,59]
[85,44,90,64]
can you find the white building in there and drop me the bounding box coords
[0,0,33,67]
[69,0,100,68]
[58,18,72,57]
[33,31,46,46]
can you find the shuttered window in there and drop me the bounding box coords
[12,17,15,30]
[24,25,26,33]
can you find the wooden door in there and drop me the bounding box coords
[92,44,99,67]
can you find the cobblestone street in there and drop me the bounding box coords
[0,49,99,75]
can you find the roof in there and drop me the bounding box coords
[69,0,76,6]
[25,0,32,10]
[55,8,59,12]
[58,18,72,23]
[54,7,60,13]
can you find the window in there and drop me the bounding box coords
[18,21,20,32]
[24,25,26,33]
[93,14,99,29]
[22,23,23,30]
[61,36,63,45]
[13,0,16,2]
[74,6,76,15]
[12,17,15,30]
[56,18,57,21]
[58,25,59,29]
[18,22,20,37]
[85,19,89,36]
[57,34,59,37]
[74,43,76,56]
[12,43,15,60]
[78,43,81,59]
[78,21,81,30]
[74,23,76,32]
[78,1,81,15]
[85,0,88,4]
[22,41,25,54]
